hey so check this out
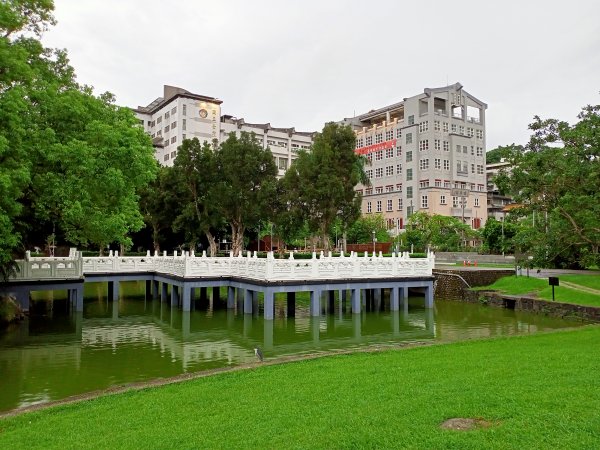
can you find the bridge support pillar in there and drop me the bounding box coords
[374,288,382,311]
[212,286,221,303]
[286,292,295,317]
[244,289,253,314]
[69,286,83,312]
[161,282,168,303]
[145,280,152,300]
[328,291,335,313]
[351,288,361,314]
[152,280,159,300]
[425,283,434,308]
[264,290,274,320]
[252,291,259,317]
[310,289,321,317]
[171,285,180,308]
[390,287,399,311]
[182,285,191,311]
[108,281,119,302]
[227,287,235,309]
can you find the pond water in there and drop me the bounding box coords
[0,281,585,413]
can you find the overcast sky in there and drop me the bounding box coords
[42,0,599,150]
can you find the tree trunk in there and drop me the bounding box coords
[152,224,160,253]
[230,222,245,256]
[206,231,217,256]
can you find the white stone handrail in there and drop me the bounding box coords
[10,249,434,283]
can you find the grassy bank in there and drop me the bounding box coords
[1,327,599,449]
[476,275,600,307]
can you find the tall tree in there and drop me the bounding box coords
[405,212,477,252]
[0,0,157,265]
[496,104,600,268]
[216,132,278,256]
[172,138,223,256]
[281,122,368,251]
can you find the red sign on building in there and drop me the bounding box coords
[355,139,397,155]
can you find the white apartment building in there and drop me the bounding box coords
[342,83,488,231]
[134,85,313,174]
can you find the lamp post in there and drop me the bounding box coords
[372,230,376,254]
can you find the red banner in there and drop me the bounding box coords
[355,139,396,155]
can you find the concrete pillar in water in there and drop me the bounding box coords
[152,280,159,300]
[161,282,168,303]
[182,285,191,311]
[108,280,119,302]
[244,289,253,314]
[182,311,191,339]
[351,288,361,314]
[310,289,321,317]
[286,291,296,317]
[227,286,235,309]
[264,290,274,320]
[390,286,399,311]
[171,285,179,308]
[425,283,434,308]
[212,286,221,303]
[374,288,382,312]
[74,285,84,312]
[236,288,244,313]
[145,280,152,300]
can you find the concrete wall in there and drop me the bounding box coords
[463,290,600,323]
[433,268,513,300]
[435,252,516,265]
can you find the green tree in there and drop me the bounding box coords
[496,105,600,268]
[172,138,223,256]
[485,145,523,164]
[346,214,391,244]
[405,212,476,252]
[480,217,518,254]
[0,0,157,265]
[280,123,368,251]
[216,132,278,256]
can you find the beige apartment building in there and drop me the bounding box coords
[342,83,488,231]
[133,85,313,174]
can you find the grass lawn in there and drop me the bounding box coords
[475,275,600,307]
[560,274,600,291]
[1,326,599,449]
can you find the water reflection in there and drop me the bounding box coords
[0,281,585,413]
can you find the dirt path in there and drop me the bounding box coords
[560,281,600,296]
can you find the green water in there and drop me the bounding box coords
[0,281,585,412]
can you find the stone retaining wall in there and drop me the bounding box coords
[463,290,600,322]
[434,268,513,300]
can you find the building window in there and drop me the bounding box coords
[419,121,429,132]
[444,180,451,188]
[171,121,177,129]
[397,198,403,210]
[365,188,372,195]
[164,154,169,161]
[434,121,440,131]
[396,183,402,192]
[367,202,372,213]
[171,150,177,158]
[171,106,177,115]
[443,159,450,171]
[467,127,474,137]
[471,163,475,174]
[477,164,484,174]
[434,139,441,151]
[182,119,186,131]
[366,169,373,179]
[396,164,402,174]
[419,180,429,188]
[387,199,393,211]
[366,136,373,146]
[419,159,429,170]
[453,196,459,207]
[406,151,412,162]
[386,165,394,176]
[375,133,383,144]
[407,186,413,198]
[182,134,186,140]
[386,130,393,141]
[375,150,383,160]
[463,145,468,154]
[279,158,288,170]
[474,197,480,207]
[386,185,394,193]
[434,158,441,169]
[367,153,372,162]
[434,179,442,187]
[421,195,428,208]
[375,167,383,178]
[375,186,384,194]
[163,139,169,147]
[165,111,170,119]
[408,115,414,125]
[477,146,483,157]
[443,140,449,151]
[396,146,402,157]
[406,133,413,144]
[171,136,177,144]
[456,144,461,153]
[476,129,483,139]
[443,122,449,132]
[376,200,382,212]
[419,140,429,151]
[386,148,394,158]
[459,126,465,135]
[440,195,446,205]
[157,116,162,124]
[451,123,457,133]
[406,168,413,181]
[396,128,402,138]
[164,125,170,133]
[182,104,187,116]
